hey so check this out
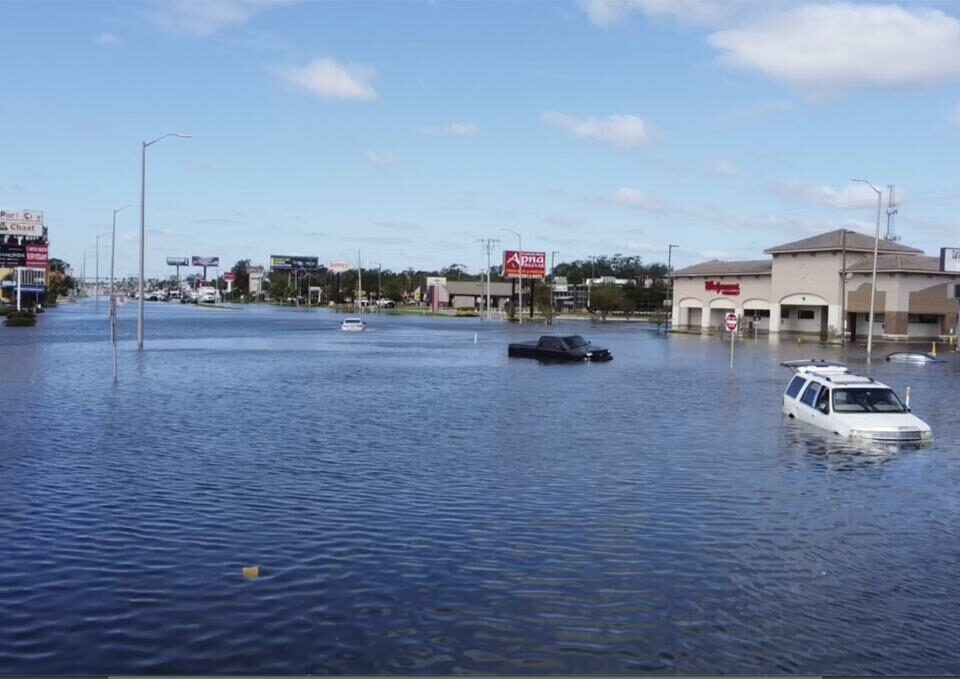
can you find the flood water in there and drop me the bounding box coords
[2,301,960,675]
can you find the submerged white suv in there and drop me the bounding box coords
[781,360,933,443]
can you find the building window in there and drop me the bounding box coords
[748,309,770,318]
[781,308,790,319]
[797,309,815,320]
[872,314,885,323]
[908,314,940,324]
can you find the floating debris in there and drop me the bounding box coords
[242,565,260,579]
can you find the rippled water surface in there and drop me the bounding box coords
[2,301,960,675]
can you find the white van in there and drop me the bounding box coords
[781,360,932,443]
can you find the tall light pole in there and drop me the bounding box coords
[94,231,111,311]
[139,132,191,351]
[852,178,883,363]
[502,228,522,324]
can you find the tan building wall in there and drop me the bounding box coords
[673,274,772,330]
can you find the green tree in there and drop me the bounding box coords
[267,272,292,302]
[231,259,251,297]
[534,280,555,325]
[589,284,622,321]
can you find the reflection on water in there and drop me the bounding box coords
[2,302,960,675]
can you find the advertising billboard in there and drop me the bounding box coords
[0,219,44,237]
[192,256,220,267]
[503,250,546,279]
[25,244,48,266]
[270,255,319,270]
[940,247,960,273]
[167,257,190,266]
[425,276,447,287]
[328,260,351,273]
[0,209,43,223]
[0,244,25,268]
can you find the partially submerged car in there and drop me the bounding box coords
[508,335,612,362]
[781,359,932,443]
[885,351,942,364]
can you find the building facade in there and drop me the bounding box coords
[671,229,960,340]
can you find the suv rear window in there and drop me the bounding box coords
[785,375,806,398]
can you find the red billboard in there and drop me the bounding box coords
[25,244,48,266]
[503,250,546,279]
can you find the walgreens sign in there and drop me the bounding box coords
[503,250,546,279]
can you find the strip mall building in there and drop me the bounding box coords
[671,229,960,340]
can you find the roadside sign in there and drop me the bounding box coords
[223,272,236,283]
[328,261,351,273]
[725,312,738,332]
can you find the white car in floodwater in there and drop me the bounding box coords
[781,360,932,443]
[340,317,366,332]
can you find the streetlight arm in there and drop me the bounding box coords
[145,132,192,147]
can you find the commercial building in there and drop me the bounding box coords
[432,280,515,309]
[671,229,960,340]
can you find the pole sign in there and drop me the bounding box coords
[725,312,739,332]
[25,243,48,266]
[328,261,351,273]
[0,244,25,268]
[270,255,319,270]
[167,256,189,266]
[939,247,960,273]
[503,250,546,279]
[192,256,220,267]
[223,272,236,283]
[425,276,447,287]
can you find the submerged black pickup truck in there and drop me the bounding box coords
[507,335,612,362]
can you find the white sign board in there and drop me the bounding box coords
[0,220,44,237]
[425,276,447,287]
[328,261,351,273]
[725,312,739,332]
[940,247,960,273]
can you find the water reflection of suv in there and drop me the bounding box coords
[781,360,932,443]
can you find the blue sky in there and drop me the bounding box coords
[3,0,960,278]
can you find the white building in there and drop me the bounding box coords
[671,229,960,340]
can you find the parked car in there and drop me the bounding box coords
[781,359,932,442]
[508,335,612,362]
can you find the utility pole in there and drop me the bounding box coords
[478,238,499,320]
[885,185,899,242]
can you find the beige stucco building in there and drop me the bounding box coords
[671,229,960,341]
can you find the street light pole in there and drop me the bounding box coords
[852,178,883,363]
[138,132,191,351]
[502,229,522,324]
[111,205,135,308]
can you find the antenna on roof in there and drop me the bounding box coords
[885,184,899,241]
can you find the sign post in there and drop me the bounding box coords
[725,312,739,369]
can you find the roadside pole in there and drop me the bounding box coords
[726,312,738,370]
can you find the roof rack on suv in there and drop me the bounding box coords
[780,359,848,373]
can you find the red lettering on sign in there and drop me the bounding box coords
[705,280,740,296]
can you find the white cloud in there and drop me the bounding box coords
[585,0,725,27]
[542,111,651,149]
[709,3,960,90]
[425,122,479,137]
[951,105,960,124]
[365,151,395,167]
[713,160,737,176]
[775,180,892,209]
[611,187,660,208]
[627,240,667,254]
[94,32,120,45]
[278,58,377,100]
[152,0,298,35]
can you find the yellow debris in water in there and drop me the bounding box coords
[242,566,260,579]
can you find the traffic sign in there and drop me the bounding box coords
[725,312,738,332]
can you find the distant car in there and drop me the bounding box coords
[508,335,612,362]
[377,299,396,308]
[781,360,932,442]
[340,317,366,332]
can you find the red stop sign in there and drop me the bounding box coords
[725,313,738,331]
